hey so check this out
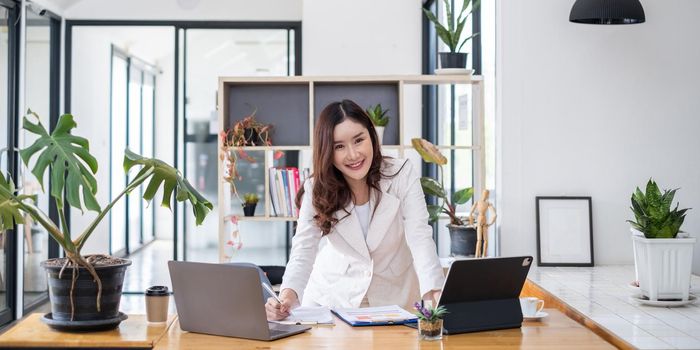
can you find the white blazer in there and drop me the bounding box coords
[280,158,445,311]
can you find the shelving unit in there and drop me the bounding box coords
[217,75,485,262]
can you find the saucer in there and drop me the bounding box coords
[41,312,128,332]
[629,294,697,307]
[523,311,548,321]
[435,68,473,76]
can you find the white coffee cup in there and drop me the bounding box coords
[520,297,544,317]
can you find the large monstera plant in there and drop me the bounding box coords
[0,110,212,317]
[412,138,473,225]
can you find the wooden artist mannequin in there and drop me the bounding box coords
[469,189,497,258]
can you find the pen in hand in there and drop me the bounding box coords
[262,283,282,304]
[262,283,291,315]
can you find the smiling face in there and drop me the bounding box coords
[332,118,373,186]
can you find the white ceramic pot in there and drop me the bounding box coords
[631,229,695,301]
[375,126,385,145]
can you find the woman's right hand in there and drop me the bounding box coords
[265,288,299,321]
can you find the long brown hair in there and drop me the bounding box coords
[296,99,384,235]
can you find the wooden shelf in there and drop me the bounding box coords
[217,74,486,262]
[219,74,482,85]
[225,146,311,151]
[224,215,298,222]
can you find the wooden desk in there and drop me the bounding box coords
[0,314,175,349]
[155,309,614,349]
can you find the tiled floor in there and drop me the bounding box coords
[529,265,700,350]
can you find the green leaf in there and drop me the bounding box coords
[123,149,213,225]
[452,187,474,205]
[412,138,447,165]
[420,177,446,198]
[457,32,480,53]
[628,179,690,238]
[423,8,455,51]
[19,112,100,212]
[427,204,442,222]
[0,173,25,232]
[443,0,454,33]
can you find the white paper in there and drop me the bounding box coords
[332,305,416,324]
[271,306,334,325]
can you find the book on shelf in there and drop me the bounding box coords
[268,168,281,216]
[268,167,304,218]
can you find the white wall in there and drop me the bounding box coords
[62,0,301,21]
[302,0,421,75]
[497,0,700,271]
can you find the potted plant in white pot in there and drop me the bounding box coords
[423,0,481,70]
[412,138,476,256]
[627,179,693,302]
[0,111,213,331]
[365,104,390,145]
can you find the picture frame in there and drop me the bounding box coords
[535,196,593,267]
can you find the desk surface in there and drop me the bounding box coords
[155,308,614,350]
[0,314,175,349]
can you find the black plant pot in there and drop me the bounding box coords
[243,203,257,216]
[439,52,468,69]
[243,128,260,146]
[447,224,477,257]
[41,257,131,331]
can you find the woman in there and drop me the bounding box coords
[265,99,444,321]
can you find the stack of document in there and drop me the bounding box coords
[332,305,417,326]
[270,306,334,325]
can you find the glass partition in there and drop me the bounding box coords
[0,5,11,318]
[182,28,294,262]
[22,7,51,310]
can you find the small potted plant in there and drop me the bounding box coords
[242,193,259,217]
[229,107,274,147]
[423,0,480,70]
[628,179,693,302]
[365,104,390,144]
[0,111,212,331]
[413,302,448,341]
[412,138,476,256]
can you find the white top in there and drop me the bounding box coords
[355,202,370,239]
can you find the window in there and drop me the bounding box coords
[109,47,158,257]
[68,22,300,293]
[22,6,53,312]
[424,0,495,256]
[0,0,19,326]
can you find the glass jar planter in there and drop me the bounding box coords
[418,318,443,341]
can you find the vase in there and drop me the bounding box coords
[438,52,468,69]
[375,126,385,145]
[631,229,695,301]
[243,203,257,217]
[447,224,477,257]
[41,257,131,331]
[418,318,443,341]
[243,128,260,145]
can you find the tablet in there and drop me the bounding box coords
[435,256,534,334]
[439,256,533,306]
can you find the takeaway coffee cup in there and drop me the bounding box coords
[520,297,544,317]
[146,286,170,323]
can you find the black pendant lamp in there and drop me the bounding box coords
[570,0,646,24]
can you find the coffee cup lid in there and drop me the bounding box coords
[146,286,170,296]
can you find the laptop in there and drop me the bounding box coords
[168,261,311,341]
[406,256,533,334]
